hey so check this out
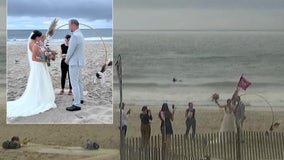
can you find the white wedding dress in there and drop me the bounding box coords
[220,108,237,133]
[7,34,56,119]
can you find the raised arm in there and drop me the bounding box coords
[215,100,225,108]
[231,88,239,105]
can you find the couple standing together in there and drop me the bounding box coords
[7,19,85,119]
[214,89,246,133]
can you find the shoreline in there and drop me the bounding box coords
[7,39,113,44]
[113,103,284,112]
[113,86,284,108]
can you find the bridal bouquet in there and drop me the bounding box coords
[37,47,58,66]
[44,48,58,66]
[212,93,219,102]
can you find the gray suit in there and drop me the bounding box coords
[66,29,85,106]
[235,101,245,141]
[235,101,245,128]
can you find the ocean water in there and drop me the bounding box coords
[7,28,112,43]
[113,31,284,109]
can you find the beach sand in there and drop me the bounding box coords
[6,42,113,124]
[1,40,119,159]
[119,104,284,138]
[2,42,284,159]
[1,101,283,159]
[0,106,121,160]
[0,143,119,160]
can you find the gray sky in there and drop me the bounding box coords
[8,0,112,30]
[114,0,284,30]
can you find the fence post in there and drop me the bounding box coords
[115,55,125,160]
[124,131,284,160]
[236,126,241,160]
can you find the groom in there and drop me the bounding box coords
[65,19,85,111]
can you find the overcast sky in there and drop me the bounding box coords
[7,0,112,30]
[114,0,284,30]
[4,0,284,30]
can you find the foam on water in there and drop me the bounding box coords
[113,31,284,108]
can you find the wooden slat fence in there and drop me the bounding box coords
[122,131,284,160]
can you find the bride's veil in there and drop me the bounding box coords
[27,32,33,51]
[27,32,34,66]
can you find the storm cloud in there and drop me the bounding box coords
[8,0,112,21]
[7,0,112,29]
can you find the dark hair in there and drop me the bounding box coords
[11,136,20,142]
[161,103,169,112]
[65,34,71,39]
[159,103,172,121]
[31,30,42,40]
[69,19,79,27]
[142,106,148,111]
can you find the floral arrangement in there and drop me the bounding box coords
[37,46,58,66]
[43,18,58,66]
[44,48,58,66]
[212,93,219,102]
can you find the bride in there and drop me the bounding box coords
[214,98,236,133]
[7,30,56,119]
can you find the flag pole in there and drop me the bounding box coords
[236,74,244,90]
[232,74,243,104]
[115,55,124,160]
[234,74,243,160]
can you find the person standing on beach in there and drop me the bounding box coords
[232,89,246,130]
[140,105,153,146]
[120,102,130,137]
[232,89,246,141]
[65,19,85,111]
[214,98,236,133]
[159,103,175,157]
[60,34,72,95]
[7,30,56,118]
[185,102,196,138]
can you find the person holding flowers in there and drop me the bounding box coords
[212,93,236,133]
[7,30,57,118]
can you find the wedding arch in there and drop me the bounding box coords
[239,93,279,132]
[55,23,109,65]
[46,18,112,91]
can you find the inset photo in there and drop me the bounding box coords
[7,0,113,124]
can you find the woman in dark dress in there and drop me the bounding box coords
[140,105,152,146]
[159,103,175,155]
[60,35,72,95]
[185,102,196,138]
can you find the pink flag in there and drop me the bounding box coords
[238,75,251,90]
